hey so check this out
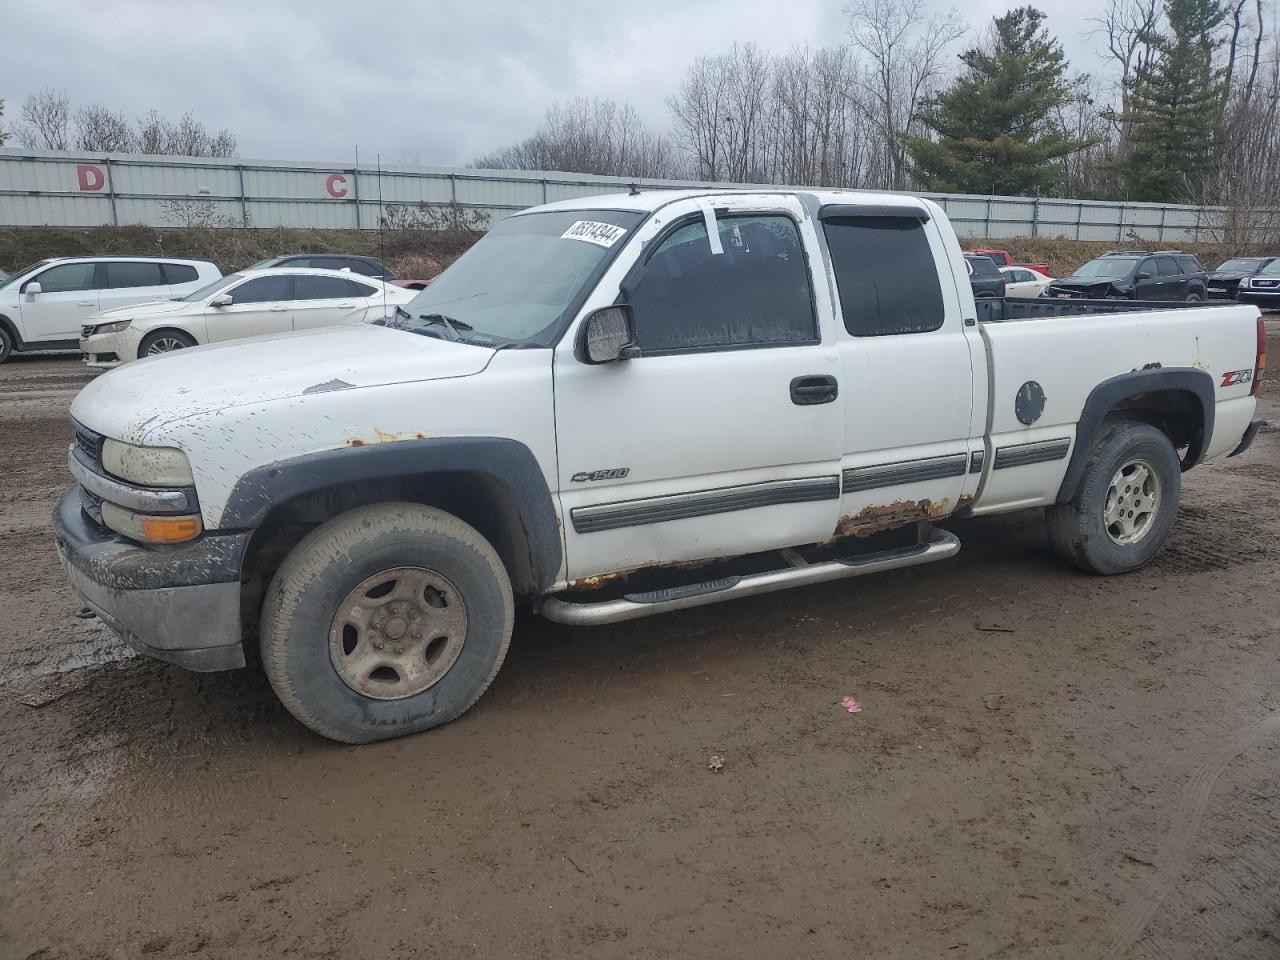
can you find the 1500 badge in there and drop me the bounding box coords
[571,468,630,482]
[1221,369,1253,387]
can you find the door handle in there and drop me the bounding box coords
[790,374,839,405]
[336,303,355,308]
[76,300,96,307]
[269,306,288,312]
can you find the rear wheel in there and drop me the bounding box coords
[138,329,196,358]
[260,503,514,743]
[1186,291,1203,303]
[1046,420,1181,575]
[0,325,13,363]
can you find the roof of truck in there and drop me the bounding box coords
[523,188,935,217]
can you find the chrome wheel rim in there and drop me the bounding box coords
[1105,458,1161,545]
[328,567,467,700]
[147,336,187,354]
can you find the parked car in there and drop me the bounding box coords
[248,253,430,290]
[55,188,1264,743]
[1237,258,1280,309]
[999,265,1054,298]
[970,248,1051,275]
[964,253,1007,298]
[0,257,220,363]
[1207,256,1277,300]
[0,268,8,284]
[79,268,415,367]
[1045,251,1208,301]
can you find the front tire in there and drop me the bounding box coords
[0,325,13,363]
[1046,420,1181,575]
[1186,291,1203,303]
[138,329,197,358]
[260,503,514,743]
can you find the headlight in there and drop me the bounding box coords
[102,439,194,486]
[93,319,132,335]
[101,502,202,544]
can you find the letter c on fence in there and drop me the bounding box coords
[76,165,106,191]
[326,173,348,198]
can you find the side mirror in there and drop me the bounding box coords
[210,293,233,307]
[582,305,637,364]
[1135,271,1153,281]
[23,281,41,302]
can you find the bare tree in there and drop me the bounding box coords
[14,88,71,149]
[136,110,237,157]
[474,97,676,178]
[1087,0,1161,131]
[74,104,134,152]
[0,97,7,146]
[845,0,966,190]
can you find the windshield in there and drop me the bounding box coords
[1073,257,1137,279]
[1260,259,1280,277]
[0,260,55,291]
[180,274,242,302]
[401,209,643,345]
[1217,257,1267,273]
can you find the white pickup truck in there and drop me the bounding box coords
[55,189,1266,743]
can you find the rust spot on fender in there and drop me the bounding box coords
[347,438,366,447]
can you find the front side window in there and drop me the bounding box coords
[628,214,816,353]
[231,275,293,304]
[1156,256,1180,277]
[34,262,96,293]
[295,275,355,300]
[826,218,944,336]
[104,261,165,289]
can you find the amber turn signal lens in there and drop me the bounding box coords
[140,515,203,543]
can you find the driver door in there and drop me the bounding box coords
[19,262,99,342]
[205,274,295,343]
[553,196,844,582]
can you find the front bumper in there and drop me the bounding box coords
[79,334,123,367]
[1238,289,1280,306]
[53,485,250,671]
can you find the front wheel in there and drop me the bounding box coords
[138,329,196,358]
[0,325,13,363]
[260,503,514,743]
[1186,291,1203,303]
[1046,420,1181,575]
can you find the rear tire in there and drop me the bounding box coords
[1046,420,1181,575]
[1186,291,1203,303]
[138,329,196,358]
[0,325,13,363]
[260,503,514,743]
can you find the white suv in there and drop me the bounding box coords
[0,257,220,362]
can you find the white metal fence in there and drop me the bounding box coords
[0,146,1224,242]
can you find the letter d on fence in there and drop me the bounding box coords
[76,165,105,191]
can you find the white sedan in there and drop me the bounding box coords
[80,268,416,367]
[999,266,1056,298]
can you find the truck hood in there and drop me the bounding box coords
[71,324,494,444]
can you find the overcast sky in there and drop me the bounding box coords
[3,0,1117,167]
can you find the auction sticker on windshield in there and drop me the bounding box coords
[561,220,627,247]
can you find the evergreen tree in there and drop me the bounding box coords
[904,7,1090,195]
[1124,0,1226,201]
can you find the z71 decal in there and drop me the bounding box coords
[571,467,630,483]
[1221,369,1253,388]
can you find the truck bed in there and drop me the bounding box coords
[975,297,1216,322]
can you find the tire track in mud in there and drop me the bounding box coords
[1102,705,1280,959]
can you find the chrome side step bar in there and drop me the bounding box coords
[539,526,961,626]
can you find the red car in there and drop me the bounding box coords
[971,248,1051,276]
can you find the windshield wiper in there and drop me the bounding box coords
[415,313,473,342]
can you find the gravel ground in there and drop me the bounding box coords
[1,330,1278,960]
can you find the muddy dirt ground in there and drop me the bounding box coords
[1,331,1278,960]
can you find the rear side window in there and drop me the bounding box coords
[350,260,388,278]
[826,219,945,336]
[295,275,356,300]
[163,263,199,284]
[32,262,96,292]
[628,214,816,353]
[232,275,293,303]
[1175,255,1202,273]
[104,262,165,289]
[348,280,379,297]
